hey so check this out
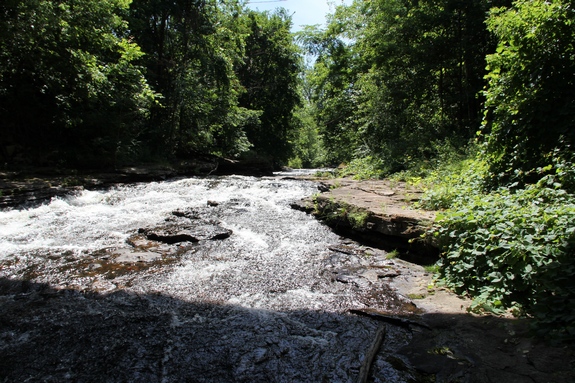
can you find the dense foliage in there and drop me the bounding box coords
[423,0,575,342]
[127,0,252,159]
[0,0,156,167]
[0,0,302,168]
[236,10,301,164]
[482,0,575,187]
[423,153,575,341]
[301,0,575,341]
[299,0,511,171]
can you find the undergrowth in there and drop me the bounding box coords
[337,156,388,180]
[420,148,575,342]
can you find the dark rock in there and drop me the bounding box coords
[528,344,574,374]
[210,230,232,240]
[0,153,265,209]
[373,267,400,279]
[328,245,364,255]
[317,182,331,192]
[140,222,232,245]
[140,227,200,244]
[171,209,200,219]
[115,166,176,182]
[175,156,219,175]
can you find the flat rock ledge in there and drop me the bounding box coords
[292,178,439,264]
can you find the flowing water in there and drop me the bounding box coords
[0,174,414,382]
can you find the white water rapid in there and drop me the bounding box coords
[0,175,411,382]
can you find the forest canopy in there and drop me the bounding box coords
[0,0,301,168]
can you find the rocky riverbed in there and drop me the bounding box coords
[0,171,573,382]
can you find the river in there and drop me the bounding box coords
[0,174,414,382]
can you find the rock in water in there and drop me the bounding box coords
[114,249,162,263]
[139,222,232,244]
[140,226,200,244]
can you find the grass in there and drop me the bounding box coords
[385,249,400,259]
[423,264,440,274]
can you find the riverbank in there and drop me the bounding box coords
[292,174,574,382]
[291,177,438,263]
[0,156,274,209]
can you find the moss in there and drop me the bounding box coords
[348,210,370,230]
[312,195,371,230]
[386,249,399,259]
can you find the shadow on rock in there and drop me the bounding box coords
[384,312,575,383]
[1,278,573,383]
[0,278,400,383]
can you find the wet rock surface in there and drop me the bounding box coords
[0,288,418,383]
[0,246,417,383]
[0,176,416,382]
[140,209,233,244]
[0,245,418,381]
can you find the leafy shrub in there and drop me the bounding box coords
[431,168,575,341]
[417,157,487,210]
[338,156,389,180]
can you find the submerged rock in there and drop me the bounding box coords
[113,249,162,263]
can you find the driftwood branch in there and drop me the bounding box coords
[357,325,386,383]
[350,308,432,330]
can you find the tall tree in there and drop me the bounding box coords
[0,0,155,167]
[481,0,575,187]
[297,20,361,164]
[355,0,511,170]
[289,63,327,168]
[128,0,255,159]
[236,9,302,165]
[302,0,510,171]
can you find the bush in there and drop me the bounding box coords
[430,160,575,342]
[338,156,389,180]
[417,157,486,210]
